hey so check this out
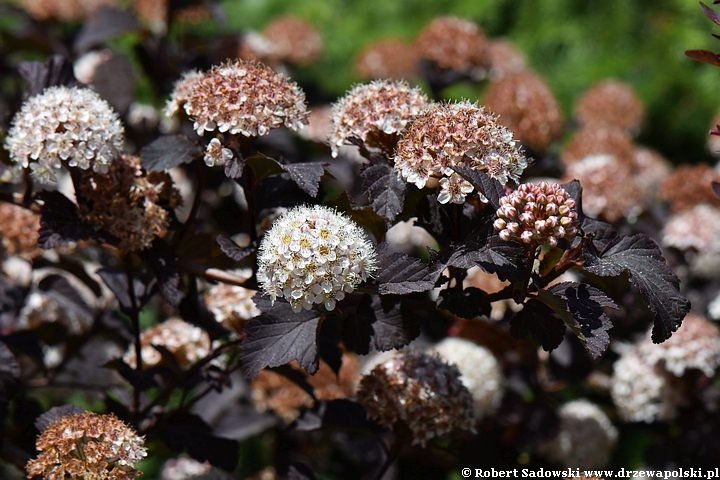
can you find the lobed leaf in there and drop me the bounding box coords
[582,234,690,343]
[216,234,255,261]
[452,166,505,210]
[34,405,85,432]
[37,191,102,249]
[509,299,565,352]
[282,162,325,197]
[360,163,407,222]
[343,294,419,354]
[540,283,617,358]
[436,287,492,320]
[375,243,444,295]
[140,135,201,172]
[74,7,142,52]
[240,296,322,378]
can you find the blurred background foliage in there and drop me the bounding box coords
[219,0,720,164]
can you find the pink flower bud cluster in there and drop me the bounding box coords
[494,182,579,247]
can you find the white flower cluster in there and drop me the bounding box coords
[610,345,684,423]
[611,314,720,423]
[257,205,378,312]
[4,85,124,183]
[540,400,618,469]
[429,337,504,419]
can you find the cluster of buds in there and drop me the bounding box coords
[356,350,476,446]
[26,412,146,480]
[415,16,489,72]
[256,205,378,312]
[355,39,420,80]
[494,182,579,247]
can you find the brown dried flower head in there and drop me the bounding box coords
[658,163,720,213]
[328,79,430,157]
[4,85,124,184]
[575,80,645,135]
[484,70,564,152]
[494,181,579,247]
[355,38,420,80]
[415,16,489,71]
[183,59,309,138]
[0,202,41,260]
[562,154,643,223]
[262,16,323,66]
[394,101,527,204]
[561,126,636,168]
[21,0,115,21]
[485,39,527,80]
[356,350,476,446]
[251,354,360,423]
[78,154,180,252]
[26,412,146,480]
[124,317,211,369]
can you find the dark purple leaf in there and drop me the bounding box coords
[246,154,283,183]
[376,243,444,295]
[34,405,85,432]
[38,274,94,322]
[436,287,492,320]
[712,181,720,199]
[240,297,321,378]
[216,234,254,261]
[318,322,343,375]
[140,135,201,172]
[96,268,149,312]
[701,2,720,25]
[346,294,419,353]
[37,191,101,249]
[2,331,44,363]
[452,233,527,282]
[282,162,325,197]
[156,412,239,471]
[141,241,183,306]
[0,341,20,401]
[541,283,617,358]
[74,7,142,52]
[685,49,720,66]
[18,55,78,96]
[292,399,376,432]
[179,281,230,339]
[582,234,690,343]
[287,463,321,480]
[452,166,505,210]
[509,300,565,352]
[360,163,407,222]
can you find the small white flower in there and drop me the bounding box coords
[257,205,378,312]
